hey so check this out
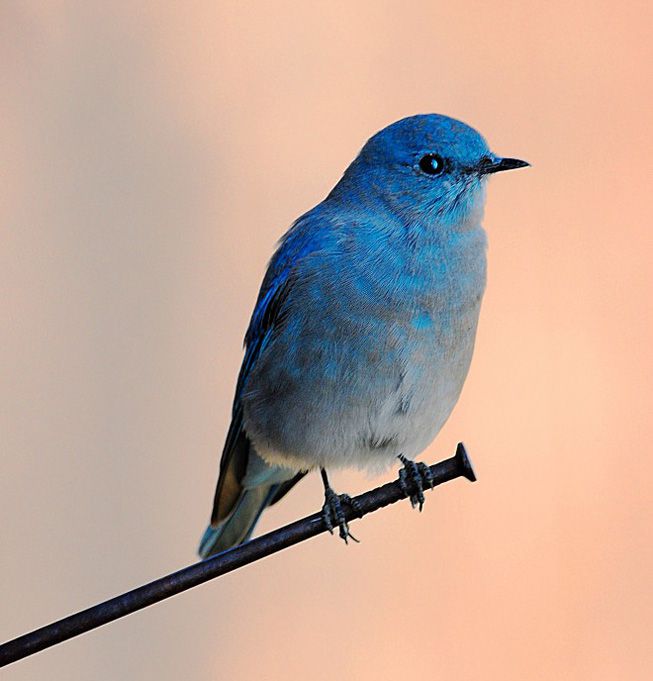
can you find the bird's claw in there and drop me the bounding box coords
[398,455,434,511]
[321,489,361,544]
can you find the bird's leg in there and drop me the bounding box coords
[397,455,434,511]
[320,468,362,544]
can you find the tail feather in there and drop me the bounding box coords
[201,426,303,559]
[198,485,278,559]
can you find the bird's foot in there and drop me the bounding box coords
[398,455,434,511]
[321,488,362,544]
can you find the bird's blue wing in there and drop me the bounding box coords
[209,220,318,525]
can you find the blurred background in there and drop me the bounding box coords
[1,2,652,679]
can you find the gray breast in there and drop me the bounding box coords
[243,225,487,472]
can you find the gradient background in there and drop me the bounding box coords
[2,2,652,680]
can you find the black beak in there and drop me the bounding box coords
[478,156,530,175]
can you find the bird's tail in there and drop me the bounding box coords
[198,485,277,559]
[198,469,305,559]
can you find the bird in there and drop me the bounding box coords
[198,113,528,558]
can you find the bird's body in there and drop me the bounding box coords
[242,199,487,474]
[199,114,527,557]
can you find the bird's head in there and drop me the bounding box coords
[332,114,528,229]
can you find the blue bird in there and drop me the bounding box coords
[199,114,528,557]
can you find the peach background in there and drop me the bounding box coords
[1,2,652,680]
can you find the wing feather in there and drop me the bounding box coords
[209,220,317,525]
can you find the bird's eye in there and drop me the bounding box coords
[418,153,445,176]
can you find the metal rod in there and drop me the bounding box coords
[0,443,475,668]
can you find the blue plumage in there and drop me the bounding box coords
[199,114,528,557]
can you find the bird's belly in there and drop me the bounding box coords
[242,301,482,473]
